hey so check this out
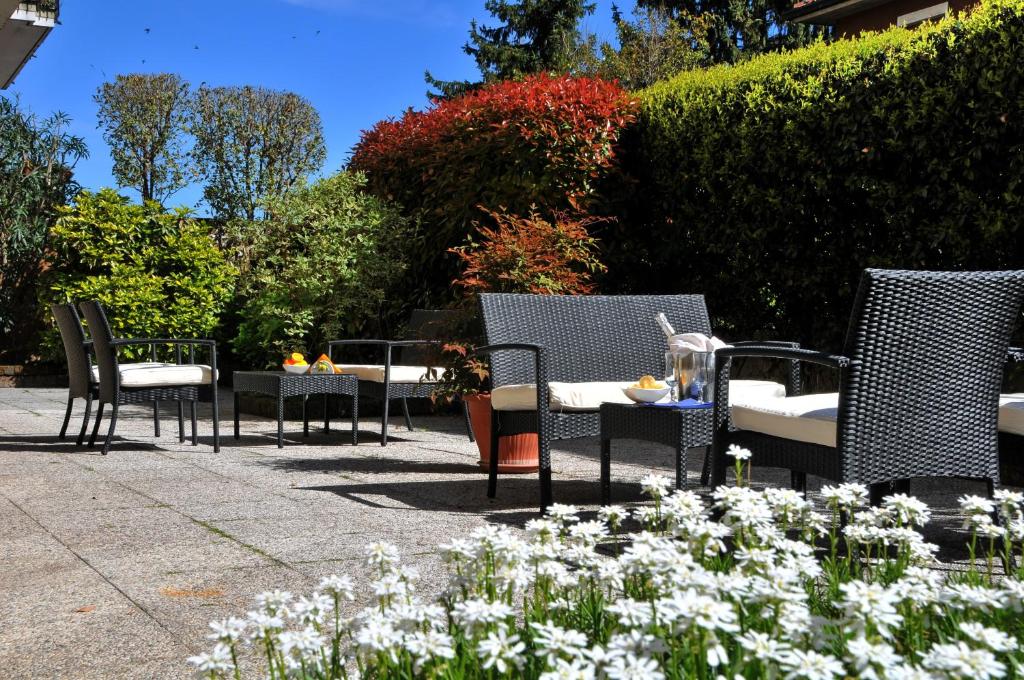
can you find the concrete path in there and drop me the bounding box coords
[0,388,996,678]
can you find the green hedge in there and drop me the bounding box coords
[603,0,1023,350]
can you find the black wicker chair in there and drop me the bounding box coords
[475,293,800,513]
[709,269,1024,501]
[999,347,1024,473]
[78,301,221,455]
[326,309,474,446]
[52,303,182,446]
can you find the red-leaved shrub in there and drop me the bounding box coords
[349,74,637,307]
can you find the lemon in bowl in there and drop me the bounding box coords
[623,375,671,403]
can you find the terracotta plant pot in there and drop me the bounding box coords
[464,393,539,474]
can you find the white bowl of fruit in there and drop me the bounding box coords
[282,353,309,374]
[623,375,671,403]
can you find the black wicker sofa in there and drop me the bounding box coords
[475,293,799,513]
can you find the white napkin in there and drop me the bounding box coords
[668,332,729,356]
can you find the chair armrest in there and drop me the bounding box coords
[327,339,440,348]
[469,344,550,417]
[715,345,850,369]
[111,338,216,348]
[731,340,800,348]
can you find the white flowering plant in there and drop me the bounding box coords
[189,448,1024,679]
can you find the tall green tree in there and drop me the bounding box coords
[0,97,86,359]
[426,0,596,98]
[191,85,326,221]
[597,4,712,90]
[636,0,828,65]
[94,73,191,203]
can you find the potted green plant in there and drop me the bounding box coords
[435,207,606,472]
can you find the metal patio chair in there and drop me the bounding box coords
[78,301,220,455]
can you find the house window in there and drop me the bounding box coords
[897,2,949,27]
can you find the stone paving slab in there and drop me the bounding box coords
[0,386,1004,678]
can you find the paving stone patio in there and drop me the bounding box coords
[0,387,1002,678]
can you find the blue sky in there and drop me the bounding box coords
[4,0,635,213]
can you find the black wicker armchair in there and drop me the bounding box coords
[78,301,221,455]
[1000,347,1024,467]
[710,269,1024,501]
[476,293,800,513]
[326,310,474,446]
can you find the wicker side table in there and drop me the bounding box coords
[599,402,714,504]
[233,371,359,448]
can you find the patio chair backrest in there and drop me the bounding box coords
[480,294,712,387]
[838,269,1024,482]
[78,301,119,402]
[399,309,457,366]
[51,303,92,399]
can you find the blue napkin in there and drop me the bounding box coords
[641,399,713,410]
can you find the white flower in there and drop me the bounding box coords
[365,541,400,568]
[726,444,752,460]
[540,657,597,680]
[404,629,456,670]
[452,598,514,635]
[277,627,324,659]
[531,620,589,664]
[477,628,526,673]
[598,505,628,527]
[820,483,869,510]
[605,598,654,628]
[187,643,234,673]
[640,474,673,500]
[206,617,247,644]
[779,648,846,680]
[922,640,1006,679]
[604,652,665,680]
[959,622,1017,652]
[883,494,932,526]
[547,503,581,524]
[245,611,284,640]
[943,584,1004,611]
[318,574,355,600]
[839,581,903,638]
[355,614,401,659]
[846,637,903,680]
[254,589,291,615]
[738,631,790,663]
[291,592,333,626]
[960,495,996,516]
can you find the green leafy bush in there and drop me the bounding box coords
[43,189,235,357]
[605,0,1024,351]
[230,171,410,368]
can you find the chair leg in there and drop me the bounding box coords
[211,386,220,453]
[152,401,160,437]
[699,446,711,487]
[601,437,612,505]
[791,471,807,494]
[190,401,198,446]
[177,402,185,443]
[303,395,309,437]
[381,397,391,447]
[59,395,74,439]
[401,398,413,431]
[350,394,359,446]
[462,399,475,442]
[101,403,119,455]
[88,403,105,448]
[323,394,331,434]
[77,394,93,446]
[487,409,500,498]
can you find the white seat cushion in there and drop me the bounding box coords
[490,379,788,412]
[731,392,839,447]
[103,363,215,388]
[90,362,166,383]
[335,364,444,384]
[1001,393,1024,436]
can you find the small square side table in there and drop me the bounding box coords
[233,371,359,448]
[599,402,714,504]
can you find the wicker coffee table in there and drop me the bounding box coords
[599,401,714,504]
[233,371,359,448]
